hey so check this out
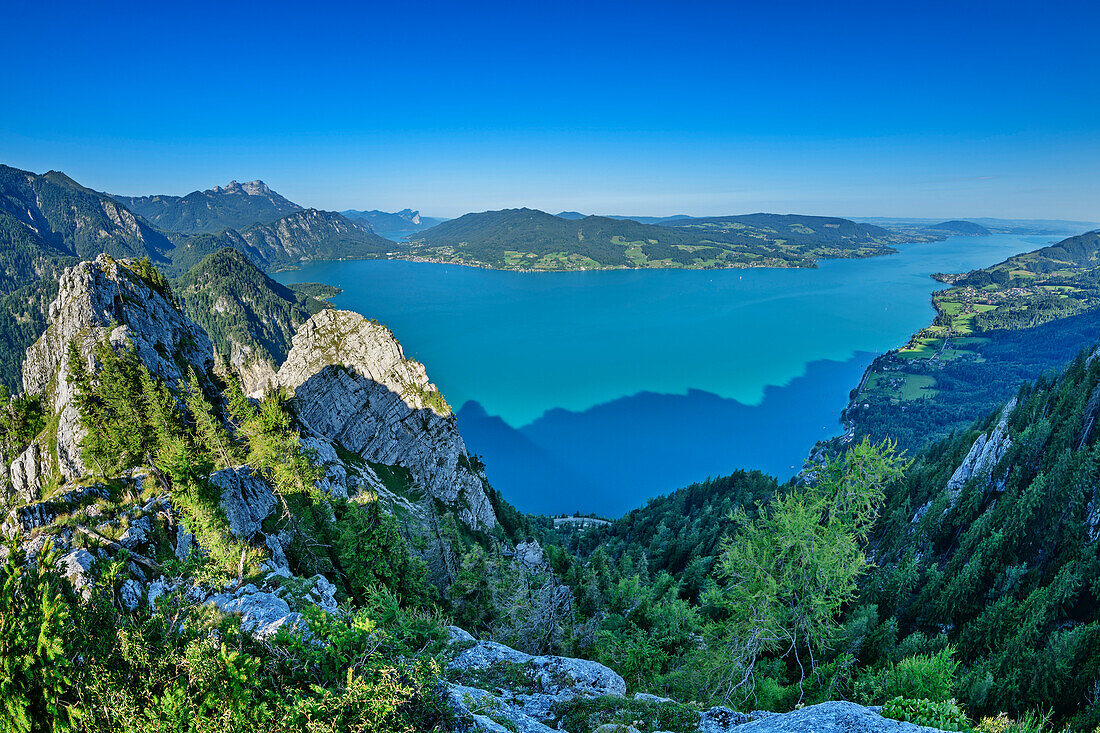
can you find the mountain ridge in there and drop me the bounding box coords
[111,179,302,234]
[406,207,923,270]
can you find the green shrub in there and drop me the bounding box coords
[551,695,699,733]
[885,647,959,702]
[0,541,78,733]
[975,710,1055,733]
[883,697,971,732]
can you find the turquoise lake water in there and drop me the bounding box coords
[273,233,1058,516]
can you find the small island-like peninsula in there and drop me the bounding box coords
[924,219,993,236]
[399,207,935,271]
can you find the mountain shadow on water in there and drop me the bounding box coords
[457,352,876,516]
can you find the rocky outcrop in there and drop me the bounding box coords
[945,397,1015,505]
[277,310,496,529]
[2,483,112,537]
[445,629,946,733]
[447,629,626,732]
[21,255,214,481]
[1086,491,1100,544]
[449,636,628,700]
[514,540,547,569]
[209,466,277,539]
[728,701,941,733]
[8,440,49,504]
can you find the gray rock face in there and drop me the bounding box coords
[446,683,558,733]
[945,397,1016,504]
[60,548,96,599]
[8,441,47,504]
[175,524,196,560]
[119,578,143,611]
[22,255,214,481]
[119,515,151,549]
[514,540,547,569]
[1086,492,1100,544]
[697,707,750,732]
[207,583,304,638]
[209,466,277,539]
[730,701,943,733]
[444,631,952,733]
[231,340,280,398]
[448,635,628,729]
[450,638,627,700]
[2,483,112,538]
[276,310,496,529]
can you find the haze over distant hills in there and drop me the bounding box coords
[853,216,1099,236]
[341,208,447,234]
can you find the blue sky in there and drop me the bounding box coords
[2,0,1098,219]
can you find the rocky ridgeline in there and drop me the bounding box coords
[1,254,501,635]
[4,254,494,527]
[443,627,945,733]
[276,308,497,529]
[18,254,215,493]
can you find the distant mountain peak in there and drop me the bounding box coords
[211,179,274,196]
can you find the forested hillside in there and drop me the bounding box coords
[166,208,395,274]
[174,248,332,393]
[837,229,1100,453]
[406,208,922,271]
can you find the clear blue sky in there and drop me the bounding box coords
[2,0,1098,220]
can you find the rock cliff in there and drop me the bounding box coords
[277,309,497,529]
[21,254,214,488]
[944,397,1015,505]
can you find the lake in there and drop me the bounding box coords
[273,233,1057,516]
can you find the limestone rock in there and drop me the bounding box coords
[945,397,1015,505]
[730,701,943,733]
[60,548,96,598]
[446,683,558,733]
[633,692,674,705]
[210,466,277,539]
[119,578,143,611]
[2,483,112,538]
[175,524,196,560]
[207,583,304,638]
[119,515,151,549]
[276,310,496,529]
[449,638,627,699]
[22,255,214,481]
[698,706,750,732]
[8,441,48,504]
[515,540,546,569]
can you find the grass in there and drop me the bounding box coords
[899,337,943,358]
[366,461,417,500]
[899,374,937,400]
